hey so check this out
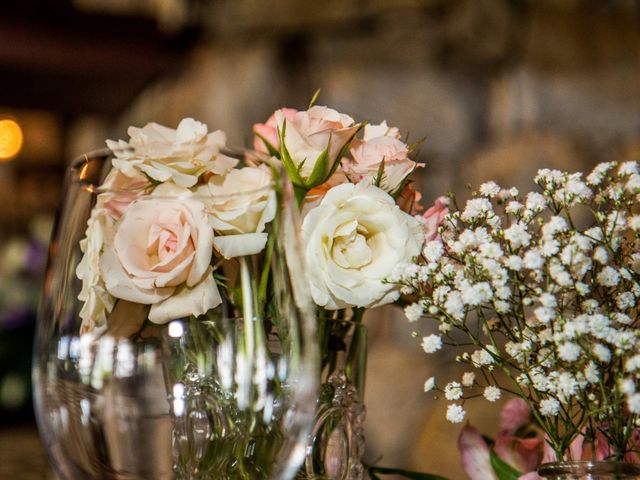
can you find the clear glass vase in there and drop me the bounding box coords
[538,461,640,479]
[303,318,367,480]
[33,149,318,479]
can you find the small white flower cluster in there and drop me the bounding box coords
[397,161,640,455]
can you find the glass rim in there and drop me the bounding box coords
[70,147,280,200]
[538,460,640,475]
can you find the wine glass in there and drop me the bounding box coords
[33,149,318,479]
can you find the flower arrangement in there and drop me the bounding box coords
[78,103,429,334]
[397,162,640,464]
[72,101,439,477]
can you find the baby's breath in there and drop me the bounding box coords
[395,161,640,460]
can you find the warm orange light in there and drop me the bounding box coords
[0,119,23,161]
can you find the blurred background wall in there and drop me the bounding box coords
[0,0,638,478]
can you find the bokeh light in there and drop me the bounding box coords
[0,119,24,161]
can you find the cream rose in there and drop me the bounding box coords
[345,122,420,195]
[301,182,424,309]
[106,118,237,188]
[205,166,277,258]
[275,106,359,188]
[77,206,116,332]
[100,192,221,324]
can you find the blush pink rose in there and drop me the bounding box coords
[275,106,359,186]
[100,192,221,324]
[101,168,150,220]
[423,196,450,241]
[253,108,298,154]
[345,122,421,194]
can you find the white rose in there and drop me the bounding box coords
[205,166,277,258]
[100,191,221,324]
[106,118,237,188]
[275,106,359,188]
[77,206,116,332]
[345,122,420,194]
[302,182,424,309]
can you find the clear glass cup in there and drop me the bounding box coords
[538,461,640,479]
[33,149,318,479]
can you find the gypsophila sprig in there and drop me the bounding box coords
[395,161,640,461]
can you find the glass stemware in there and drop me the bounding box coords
[33,149,318,479]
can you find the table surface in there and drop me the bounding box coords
[0,425,53,479]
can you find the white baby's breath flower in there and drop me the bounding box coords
[619,378,636,394]
[471,348,494,367]
[542,216,568,238]
[444,382,463,400]
[587,161,615,185]
[597,266,620,287]
[619,161,638,176]
[446,404,466,423]
[504,255,523,271]
[626,174,640,194]
[625,354,640,373]
[423,240,444,262]
[504,223,531,249]
[541,239,560,257]
[534,307,555,324]
[422,334,443,353]
[483,386,501,402]
[461,372,475,387]
[592,344,611,363]
[523,249,544,270]
[479,242,503,259]
[558,342,581,362]
[525,192,547,212]
[424,377,436,392]
[444,291,465,320]
[505,201,524,214]
[593,246,608,265]
[479,181,501,197]
[405,302,424,323]
[616,292,634,310]
[461,198,493,221]
[584,362,599,383]
[627,394,640,414]
[612,312,632,325]
[540,398,560,416]
[539,293,557,308]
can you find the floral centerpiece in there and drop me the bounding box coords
[396,162,640,477]
[70,101,438,478]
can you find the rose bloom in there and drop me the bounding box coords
[345,123,420,194]
[253,108,297,154]
[301,182,423,309]
[100,168,150,220]
[100,186,221,324]
[205,166,277,258]
[77,207,116,332]
[107,118,237,188]
[275,106,359,187]
[423,196,450,241]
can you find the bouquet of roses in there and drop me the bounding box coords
[396,162,640,469]
[74,100,441,478]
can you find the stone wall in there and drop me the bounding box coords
[72,1,639,477]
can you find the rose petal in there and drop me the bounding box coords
[100,246,174,304]
[213,233,268,259]
[148,269,222,324]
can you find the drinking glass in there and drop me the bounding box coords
[33,149,318,479]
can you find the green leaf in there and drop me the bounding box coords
[366,465,449,480]
[277,120,305,187]
[308,88,321,108]
[489,448,523,480]
[306,142,330,187]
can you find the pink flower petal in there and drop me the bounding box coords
[458,424,496,480]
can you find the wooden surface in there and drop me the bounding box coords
[0,425,53,480]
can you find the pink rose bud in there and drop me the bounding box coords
[253,108,298,154]
[423,196,450,241]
